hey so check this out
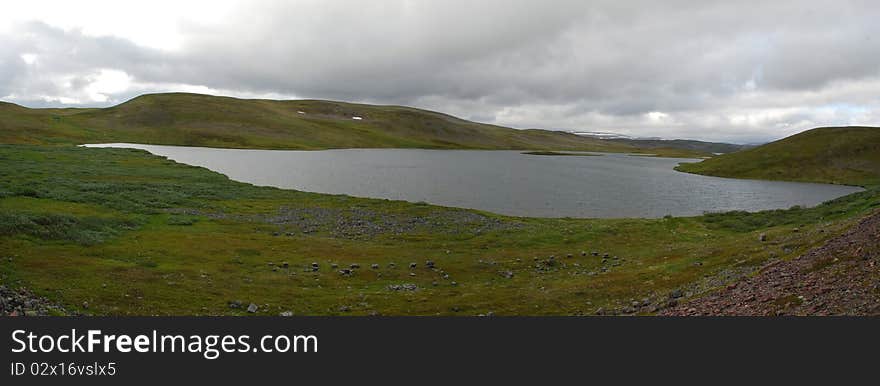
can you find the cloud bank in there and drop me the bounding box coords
[2,0,880,143]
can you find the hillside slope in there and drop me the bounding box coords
[605,138,750,154]
[1,93,660,152]
[676,127,880,186]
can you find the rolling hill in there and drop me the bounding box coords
[675,126,880,186]
[603,138,751,154]
[1,93,701,154]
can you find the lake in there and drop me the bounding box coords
[84,143,863,218]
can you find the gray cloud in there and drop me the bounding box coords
[2,0,880,143]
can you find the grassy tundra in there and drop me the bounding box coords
[1,95,878,315]
[0,93,705,156]
[1,144,877,315]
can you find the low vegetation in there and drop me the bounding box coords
[1,93,701,156]
[1,144,878,315]
[676,126,880,186]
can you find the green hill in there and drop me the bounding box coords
[675,126,880,186]
[1,92,672,153]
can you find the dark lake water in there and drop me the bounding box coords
[84,143,863,218]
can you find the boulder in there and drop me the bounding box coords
[247,303,258,313]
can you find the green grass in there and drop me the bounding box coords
[2,144,878,315]
[0,93,707,157]
[676,126,880,186]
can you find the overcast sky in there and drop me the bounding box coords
[2,0,879,143]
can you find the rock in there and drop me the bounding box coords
[591,251,599,256]
[371,264,380,269]
[280,311,293,317]
[311,262,319,268]
[581,251,587,256]
[339,269,353,276]
[350,263,360,269]
[759,233,767,242]
[281,262,289,268]
[425,260,435,269]
[247,303,258,313]
[451,281,458,286]
[82,301,89,309]
[338,305,351,312]
[331,263,339,269]
[501,271,514,279]
[566,254,573,258]
[669,289,684,299]
[409,262,418,269]
[388,262,396,268]
[388,283,418,291]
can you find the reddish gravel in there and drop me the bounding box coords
[663,209,880,316]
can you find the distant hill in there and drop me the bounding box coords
[604,138,751,154]
[675,126,880,186]
[0,93,708,155]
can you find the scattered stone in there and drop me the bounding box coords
[759,233,767,242]
[280,311,293,317]
[371,264,380,269]
[581,251,587,256]
[451,281,458,286]
[281,262,289,269]
[339,269,353,277]
[82,301,89,309]
[669,289,684,299]
[500,271,514,279]
[247,303,258,313]
[331,263,339,269]
[591,251,599,256]
[387,283,418,291]
[409,262,418,269]
[350,263,361,269]
[566,254,573,258]
[338,305,351,312]
[425,260,435,269]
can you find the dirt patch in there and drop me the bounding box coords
[662,210,880,316]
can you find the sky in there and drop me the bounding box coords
[1,0,879,143]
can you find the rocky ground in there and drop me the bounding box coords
[169,205,521,240]
[1,285,73,316]
[663,209,880,316]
